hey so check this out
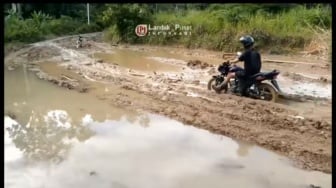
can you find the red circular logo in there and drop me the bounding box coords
[135,24,148,37]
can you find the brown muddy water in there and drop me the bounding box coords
[4,67,331,188]
[93,48,183,72]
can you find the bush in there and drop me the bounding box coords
[98,4,152,43]
[75,23,101,33]
[103,25,121,43]
[119,4,330,53]
[47,16,79,35]
[5,11,102,43]
[5,14,43,43]
[5,4,332,54]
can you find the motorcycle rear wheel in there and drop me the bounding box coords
[257,83,278,102]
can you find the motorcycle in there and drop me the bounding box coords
[207,53,282,102]
[76,36,83,48]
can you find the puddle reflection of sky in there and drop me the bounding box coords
[5,112,331,188]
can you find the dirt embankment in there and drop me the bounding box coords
[4,34,332,173]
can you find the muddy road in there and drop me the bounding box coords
[5,32,332,174]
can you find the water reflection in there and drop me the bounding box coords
[5,110,94,163]
[93,50,181,72]
[5,108,153,164]
[5,113,331,188]
[4,66,146,127]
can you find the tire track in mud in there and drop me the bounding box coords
[5,36,331,174]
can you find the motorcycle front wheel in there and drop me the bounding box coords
[207,77,229,93]
[207,78,216,90]
[257,83,278,102]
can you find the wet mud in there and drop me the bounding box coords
[4,32,332,173]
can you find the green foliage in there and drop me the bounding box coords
[75,23,101,33]
[47,16,81,35]
[4,3,332,54]
[5,11,43,43]
[103,25,120,43]
[98,4,152,43]
[5,8,22,21]
[30,11,52,24]
[104,3,331,53]
[5,12,102,43]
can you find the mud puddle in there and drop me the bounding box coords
[4,62,332,188]
[38,61,84,81]
[5,114,331,188]
[5,113,331,188]
[276,75,331,99]
[5,36,332,174]
[93,49,182,72]
[4,67,136,125]
[122,45,225,63]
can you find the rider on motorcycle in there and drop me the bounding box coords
[76,36,83,48]
[213,35,262,95]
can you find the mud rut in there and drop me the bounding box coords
[4,33,331,174]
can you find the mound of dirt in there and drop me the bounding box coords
[4,43,29,56]
[24,46,61,61]
[282,72,331,84]
[207,67,218,74]
[282,72,304,81]
[187,60,213,69]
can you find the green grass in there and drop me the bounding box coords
[102,4,331,54]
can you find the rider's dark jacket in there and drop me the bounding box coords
[238,48,261,77]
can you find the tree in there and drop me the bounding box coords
[100,4,152,42]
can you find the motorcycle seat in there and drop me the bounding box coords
[229,66,244,72]
[250,70,279,79]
